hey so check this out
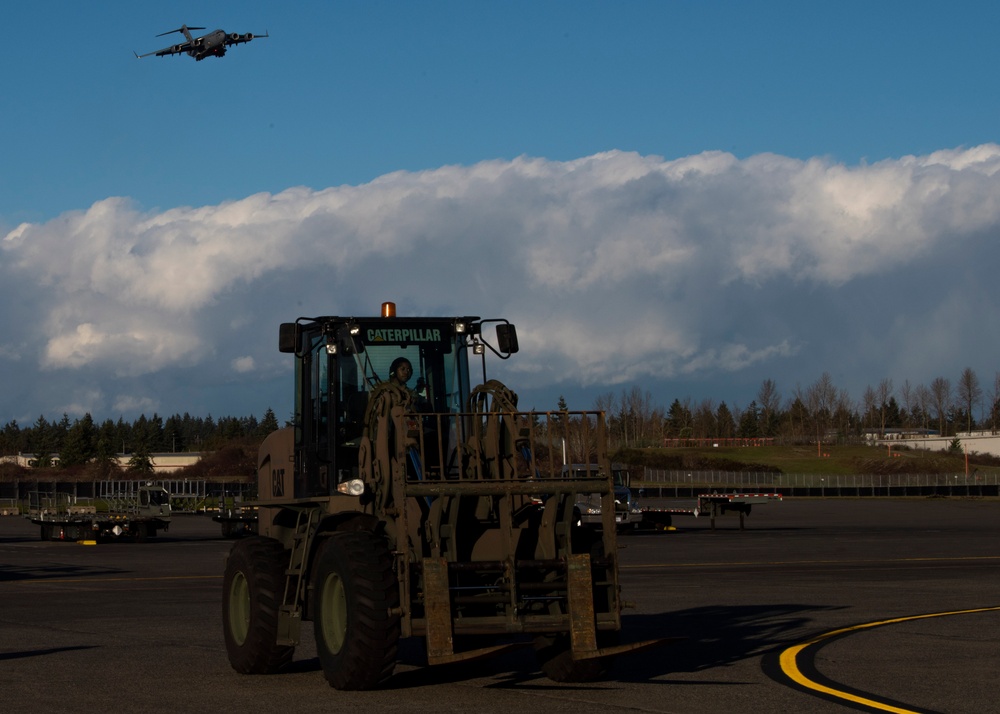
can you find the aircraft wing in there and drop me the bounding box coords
[134,41,193,59]
[224,31,268,47]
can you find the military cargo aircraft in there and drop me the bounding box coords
[135,24,268,61]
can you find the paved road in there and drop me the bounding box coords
[1,499,998,713]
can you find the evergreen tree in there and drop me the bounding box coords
[60,414,96,468]
[786,397,809,441]
[128,440,154,473]
[884,397,902,430]
[666,399,693,439]
[0,420,23,455]
[738,401,760,438]
[28,415,55,462]
[54,413,71,452]
[115,417,131,455]
[259,408,279,436]
[94,420,122,477]
[715,402,735,439]
[164,414,184,453]
[147,413,166,452]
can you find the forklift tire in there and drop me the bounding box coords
[312,531,400,690]
[223,536,294,674]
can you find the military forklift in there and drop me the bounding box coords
[222,303,647,689]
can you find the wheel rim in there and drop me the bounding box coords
[228,571,251,646]
[319,571,348,654]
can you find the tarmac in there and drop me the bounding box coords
[1,497,998,713]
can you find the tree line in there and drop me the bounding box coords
[585,367,999,449]
[2,366,996,467]
[0,410,281,471]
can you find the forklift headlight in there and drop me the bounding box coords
[336,479,365,497]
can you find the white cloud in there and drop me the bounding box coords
[4,145,1000,420]
[112,394,158,415]
[232,356,255,373]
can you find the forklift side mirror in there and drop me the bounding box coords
[279,323,299,353]
[496,324,519,354]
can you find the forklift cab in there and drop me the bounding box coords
[279,307,517,499]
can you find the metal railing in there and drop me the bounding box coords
[16,479,210,515]
[636,469,1000,496]
[404,410,609,486]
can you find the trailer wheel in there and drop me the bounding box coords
[223,536,294,674]
[534,630,618,682]
[312,531,400,690]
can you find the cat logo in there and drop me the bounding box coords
[272,468,285,498]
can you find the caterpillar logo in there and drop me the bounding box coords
[366,327,441,343]
[272,468,285,497]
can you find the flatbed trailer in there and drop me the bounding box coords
[27,485,171,542]
[642,492,783,531]
[212,507,258,538]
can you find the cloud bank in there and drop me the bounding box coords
[4,146,1000,422]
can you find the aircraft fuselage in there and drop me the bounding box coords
[189,29,228,60]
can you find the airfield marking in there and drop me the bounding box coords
[778,606,1000,713]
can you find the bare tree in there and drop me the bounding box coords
[806,373,838,445]
[862,385,877,431]
[956,367,981,433]
[610,386,658,447]
[593,392,616,446]
[929,377,952,435]
[876,378,894,436]
[729,402,744,437]
[833,388,856,438]
[593,392,615,415]
[899,379,915,427]
[756,379,781,436]
[787,384,809,441]
[649,404,667,445]
[915,384,932,430]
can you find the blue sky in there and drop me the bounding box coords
[3,1,1000,426]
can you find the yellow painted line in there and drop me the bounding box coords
[621,554,1000,570]
[780,606,1000,713]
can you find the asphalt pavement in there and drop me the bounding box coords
[1,498,998,713]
